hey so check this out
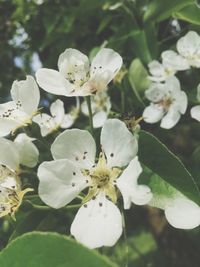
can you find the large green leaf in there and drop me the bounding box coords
[173,4,200,25]
[0,232,118,267]
[144,0,193,22]
[138,130,200,205]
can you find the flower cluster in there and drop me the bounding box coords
[143,31,200,129]
[0,43,200,250]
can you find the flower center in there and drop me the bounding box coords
[82,153,121,203]
[157,95,173,111]
[0,165,32,218]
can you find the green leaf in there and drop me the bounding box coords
[9,211,47,242]
[138,130,200,205]
[131,30,152,64]
[128,58,150,106]
[173,4,200,25]
[0,232,118,267]
[144,0,193,22]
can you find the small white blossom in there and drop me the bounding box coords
[37,119,152,248]
[148,51,189,82]
[0,135,39,218]
[81,91,111,128]
[143,76,188,129]
[190,84,200,122]
[33,99,79,136]
[0,76,40,137]
[36,48,122,97]
[177,31,200,68]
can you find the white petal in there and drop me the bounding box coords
[14,133,39,167]
[160,107,181,129]
[81,73,110,95]
[0,177,18,190]
[143,104,164,123]
[93,111,108,128]
[60,114,75,128]
[191,105,200,121]
[117,157,152,209]
[0,118,20,137]
[100,119,138,168]
[70,195,123,248]
[38,159,87,208]
[177,31,200,59]
[50,99,65,124]
[161,50,189,71]
[51,129,96,169]
[165,197,200,229]
[164,76,181,95]
[145,83,165,102]
[90,48,122,84]
[36,68,74,96]
[11,75,40,115]
[148,60,166,81]
[0,138,19,171]
[174,91,188,114]
[33,113,57,137]
[58,48,89,81]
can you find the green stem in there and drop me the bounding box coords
[85,96,94,135]
[122,211,129,267]
[121,87,125,114]
[32,203,81,211]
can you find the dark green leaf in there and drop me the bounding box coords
[173,4,200,25]
[144,0,193,22]
[138,130,200,205]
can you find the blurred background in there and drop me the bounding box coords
[0,0,200,266]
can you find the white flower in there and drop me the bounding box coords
[0,76,40,137]
[0,134,39,218]
[33,99,79,136]
[37,119,152,248]
[191,84,200,122]
[148,51,189,82]
[177,31,200,68]
[150,184,200,229]
[143,77,188,129]
[35,48,122,97]
[81,91,111,128]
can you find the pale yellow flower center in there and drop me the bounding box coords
[82,153,121,203]
[0,165,33,219]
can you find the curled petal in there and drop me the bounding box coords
[117,157,152,209]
